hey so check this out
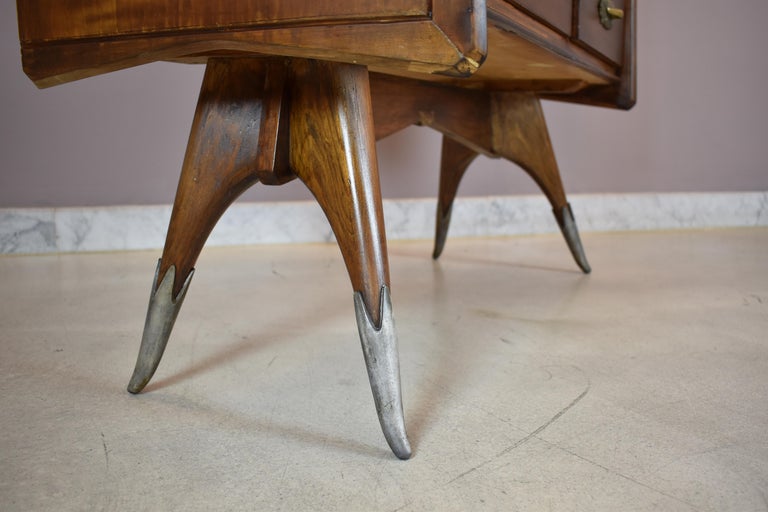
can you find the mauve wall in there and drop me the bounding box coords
[1,1,767,208]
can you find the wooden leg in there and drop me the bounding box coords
[289,60,411,459]
[491,93,591,273]
[128,58,292,393]
[433,137,479,259]
[368,77,588,271]
[128,57,409,458]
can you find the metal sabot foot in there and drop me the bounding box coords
[354,286,412,459]
[127,260,194,394]
[555,203,591,274]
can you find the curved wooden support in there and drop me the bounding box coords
[433,137,479,259]
[159,58,293,298]
[490,93,590,273]
[370,76,590,270]
[289,60,411,457]
[490,93,566,209]
[370,73,491,152]
[129,57,409,457]
[289,60,389,327]
[129,57,293,393]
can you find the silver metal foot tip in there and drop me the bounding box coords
[390,433,413,460]
[557,204,592,274]
[354,286,413,460]
[433,206,453,260]
[127,260,194,394]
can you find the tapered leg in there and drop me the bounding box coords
[128,58,292,393]
[433,137,479,259]
[369,76,590,272]
[490,93,590,273]
[289,60,411,459]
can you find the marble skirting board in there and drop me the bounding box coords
[1,192,767,255]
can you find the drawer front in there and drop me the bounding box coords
[508,0,572,35]
[578,0,625,64]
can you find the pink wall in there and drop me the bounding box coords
[2,1,767,207]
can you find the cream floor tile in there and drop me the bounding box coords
[1,228,766,511]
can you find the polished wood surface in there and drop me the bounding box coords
[490,93,568,209]
[289,60,389,327]
[369,74,568,211]
[16,0,634,110]
[152,56,390,324]
[370,73,492,152]
[17,0,485,88]
[17,0,430,41]
[367,72,585,265]
[157,58,284,298]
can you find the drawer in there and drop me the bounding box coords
[578,0,625,64]
[508,0,572,35]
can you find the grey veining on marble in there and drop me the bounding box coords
[0,209,56,254]
[56,206,173,253]
[1,192,766,254]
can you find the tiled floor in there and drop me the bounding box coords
[1,229,767,511]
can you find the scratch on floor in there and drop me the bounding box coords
[551,443,703,511]
[101,432,109,471]
[448,380,591,485]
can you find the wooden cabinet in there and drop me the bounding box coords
[17,0,634,109]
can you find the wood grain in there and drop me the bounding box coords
[289,60,389,326]
[17,0,430,42]
[16,0,635,107]
[158,58,291,296]
[370,73,492,152]
[490,93,567,209]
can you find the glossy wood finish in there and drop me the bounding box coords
[17,0,485,88]
[490,93,568,208]
[289,60,389,327]
[16,0,635,111]
[369,75,567,208]
[368,74,581,267]
[158,58,292,298]
[370,73,492,153]
[17,0,430,41]
[154,56,392,325]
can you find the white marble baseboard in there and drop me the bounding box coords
[1,192,766,255]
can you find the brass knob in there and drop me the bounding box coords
[598,0,624,29]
